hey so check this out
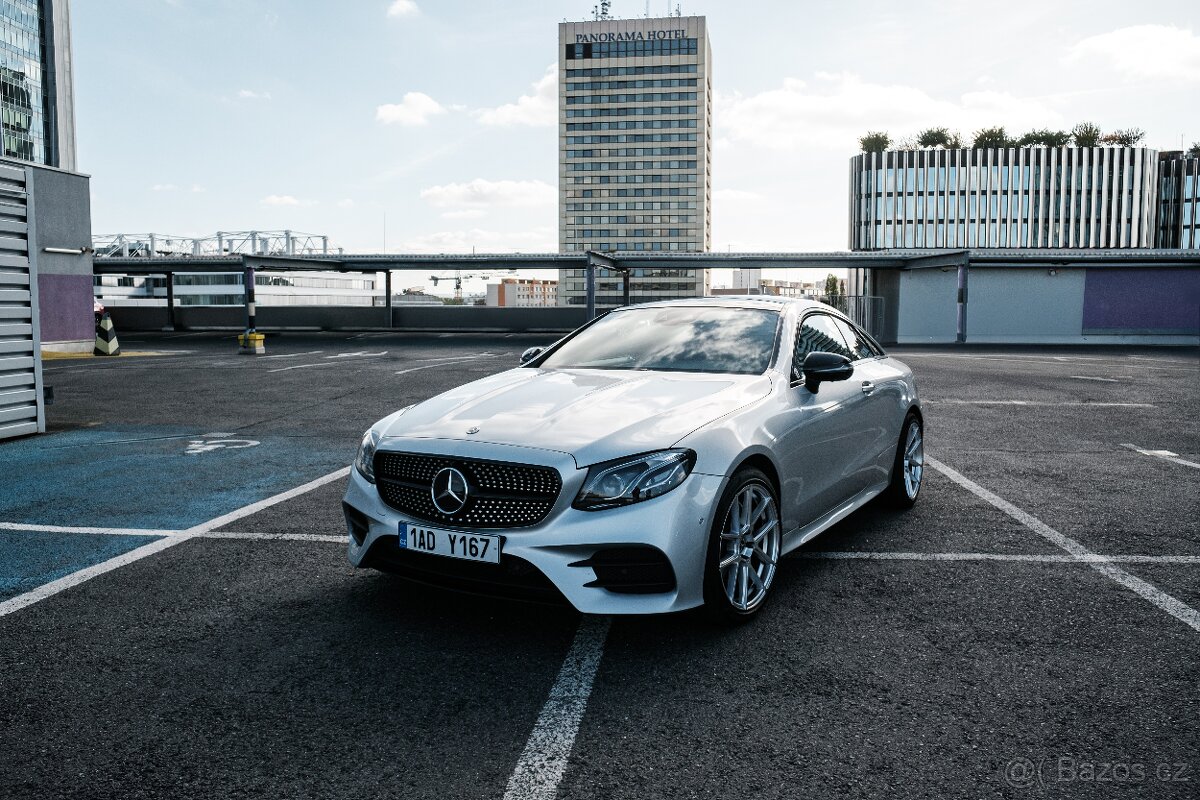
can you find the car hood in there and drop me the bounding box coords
[382,367,773,467]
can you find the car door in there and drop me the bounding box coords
[831,316,907,489]
[769,313,873,533]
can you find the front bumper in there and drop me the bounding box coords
[342,443,725,615]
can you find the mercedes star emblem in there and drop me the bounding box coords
[431,467,469,515]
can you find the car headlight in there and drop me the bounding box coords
[574,449,695,511]
[355,429,381,483]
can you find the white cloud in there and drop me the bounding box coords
[441,209,487,220]
[712,189,763,202]
[1065,25,1200,82]
[717,72,1062,151]
[260,194,301,206]
[419,178,555,210]
[401,227,556,254]
[151,183,178,192]
[237,89,272,100]
[191,184,205,193]
[376,92,446,126]
[475,65,556,127]
[337,198,355,208]
[386,0,419,18]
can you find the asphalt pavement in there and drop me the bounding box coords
[1,332,1197,799]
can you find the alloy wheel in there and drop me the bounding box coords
[717,483,781,612]
[903,421,924,500]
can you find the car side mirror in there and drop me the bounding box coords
[800,351,854,393]
[520,346,544,365]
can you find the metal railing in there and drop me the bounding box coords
[820,295,885,340]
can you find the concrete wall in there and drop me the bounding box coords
[968,269,1086,344]
[896,269,958,343]
[895,267,1199,345]
[108,304,591,333]
[26,164,92,352]
[872,269,901,344]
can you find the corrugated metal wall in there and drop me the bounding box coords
[0,163,45,440]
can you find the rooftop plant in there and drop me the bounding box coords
[858,131,891,153]
[859,122,1154,152]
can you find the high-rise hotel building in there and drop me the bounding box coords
[557,15,712,307]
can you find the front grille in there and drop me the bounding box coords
[374,451,562,529]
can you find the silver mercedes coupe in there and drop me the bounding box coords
[343,297,923,621]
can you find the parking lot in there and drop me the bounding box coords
[2,331,1197,799]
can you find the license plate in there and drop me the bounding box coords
[398,522,501,564]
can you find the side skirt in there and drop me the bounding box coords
[780,481,889,555]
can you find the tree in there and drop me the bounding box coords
[1016,128,1072,147]
[1189,142,1200,158]
[916,127,952,148]
[824,274,842,299]
[859,131,891,153]
[1101,128,1145,146]
[1071,122,1102,147]
[971,126,1011,148]
[946,131,963,149]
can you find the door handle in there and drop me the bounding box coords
[860,381,875,394]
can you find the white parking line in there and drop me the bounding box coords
[797,551,1200,564]
[1121,443,1200,470]
[0,536,193,618]
[928,400,1153,408]
[927,456,1200,633]
[0,522,172,536]
[899,353,1199,372]
[0,467,350,619]
[395,354,497,376]
[503,616,611,800]
[9,523,1200,565]
[1068,375,1120,382]
[200,531,346,543]
[260,350,324,359]
[269,355,388,373]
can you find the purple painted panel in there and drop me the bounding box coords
[1082,269,1200,333]
[37,273,95,343]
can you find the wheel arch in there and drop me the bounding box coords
[907,404,923,427]
[731,452,781,499]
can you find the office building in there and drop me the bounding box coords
[848,146,1199,251]
[1157,151,1200,249]
[558,13,712,307]
[731,268,761,291]
[844,145,1199,345]
[486,277,558,307]
[1,0,76,169]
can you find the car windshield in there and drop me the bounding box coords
[538,305,781,375]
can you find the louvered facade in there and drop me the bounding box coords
[848,147,1190,251]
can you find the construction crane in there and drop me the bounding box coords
[428,268,516,302]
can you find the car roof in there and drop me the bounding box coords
[612,296,833,313]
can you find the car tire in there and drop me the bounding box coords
[884,412,924,509]
[702,467,782,623]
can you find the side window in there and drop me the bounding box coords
[832,317,880,361]
[794,314,854,374]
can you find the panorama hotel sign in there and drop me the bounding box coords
[575,28,689,43]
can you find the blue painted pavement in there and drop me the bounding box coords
[0,425,348,530]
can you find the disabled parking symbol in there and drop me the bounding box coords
[184,433,260,455]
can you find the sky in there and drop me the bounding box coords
[75,0,1199,289]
